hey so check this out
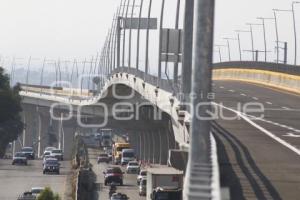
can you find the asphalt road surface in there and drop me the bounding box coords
[213,80,300,200]
[86,146,145,200]
[0,159,71,200]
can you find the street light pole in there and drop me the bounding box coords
[223,37,237,61]
[246,24,255,61]
[214,44,227,62]
[272,10,280,63]
[25,56,32,89]
[236,29,253,61]
[223,38,231,61]
[236,33,242,61]
[292,2,300,65]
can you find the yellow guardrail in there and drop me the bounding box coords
[213,68,300,95]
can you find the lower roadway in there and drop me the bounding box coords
[0,159,71,200]
[88,147,145,200]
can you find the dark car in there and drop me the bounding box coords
[110,193,129,200]
[104,167,124,186]
[21,147,35,160]
[17,191,36,200]
[12,152,28,165]
[98,153,109,163]
[43,158,60,174]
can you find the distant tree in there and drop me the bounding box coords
[0,67,23,157]
[37,187,61,200]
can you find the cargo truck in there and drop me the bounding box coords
[112,142,130,164]
[146,167,183,200]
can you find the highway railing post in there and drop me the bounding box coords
[184,0,215,198]
[181,0,194,104]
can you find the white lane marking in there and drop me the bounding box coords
[213,102,300,156]
[252,97,259,100]
[283,133,300,138]
[282,107,290,110]
[220,86,224,89]
[229,90,235,93]
[266,101,273,105]
[246,114,300,133]
[240,93,247,96]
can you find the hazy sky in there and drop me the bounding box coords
[0,0,299,69]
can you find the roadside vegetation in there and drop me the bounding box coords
[37,187,61,200]
[0,67,23,157]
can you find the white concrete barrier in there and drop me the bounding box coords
[213,68,300,94]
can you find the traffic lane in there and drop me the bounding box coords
[88,148,145,200]
[213,80,300,109]
[213,80,300,137]
[214,114,300,200]
[0,159,70,200]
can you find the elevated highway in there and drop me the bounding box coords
[212,80,300,200]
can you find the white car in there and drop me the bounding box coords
[126,161,140,174]
[31,187,45,196]
[50,149,64,161]
[137,169,147,185]
[43,147,56,157]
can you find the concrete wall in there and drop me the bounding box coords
[213,68,300,94]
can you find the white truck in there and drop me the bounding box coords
[100,129,113,147]
[146,167,183,200]
[121,148,136,165]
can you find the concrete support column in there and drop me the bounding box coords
[147,131,151,164]
[143,131,146,162]
[22,105,38,150]
[139,133,143,161]
[161,128,169,165]
[37,111,42,158]
[151,131,155,164]
[22,110,26,147]
[38,113,51,158]
[61,125,76,160]
[159,129,162,165]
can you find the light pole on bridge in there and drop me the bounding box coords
[274,3,299,65]
[236,29,254,61]
[246,22,268,62]
[214,44,226,62]
[222,37,237,61]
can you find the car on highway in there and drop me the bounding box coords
[17,191,36,200]
[126,161,140,174]
[21,147,35,160]
[43,155,57,166]
[43,158,60,174]
[12,152,28,165]
[43,146,56,157]
[97,153,109,163]
[137,169,147,185]
[50,149,64,161]
[31,187,45,196]
[139,178,147,196]
[103,167,124,186]
[110,193,129,200]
